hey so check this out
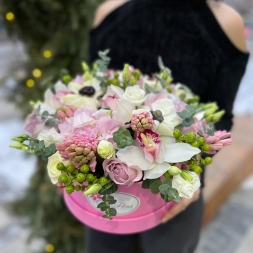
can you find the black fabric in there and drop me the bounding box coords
[89,0,249,132]
[89,0,249,190]
[85,193,204,253]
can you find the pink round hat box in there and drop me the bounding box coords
[64,182,175,234]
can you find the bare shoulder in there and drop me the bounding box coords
[208,1,248,53]
[93,0,130,28]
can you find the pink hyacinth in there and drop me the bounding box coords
[56,131,98,168]
[131,112,154,132]
[57,105,77,122]
[206,130,232,154]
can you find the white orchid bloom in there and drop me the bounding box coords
[117,139,200,180]
[151,98,181,136]
[117,146,168,180]
[54,81,68,92]
[158,136,200,163]
[37,128,64,147]
[112,99,135,124]
[35,81,67,114]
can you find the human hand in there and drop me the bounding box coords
[162,189,200,223]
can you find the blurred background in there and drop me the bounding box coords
[0,0,253,252]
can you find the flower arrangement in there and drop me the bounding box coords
[10,50,231,220]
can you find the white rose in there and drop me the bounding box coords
[37,128,64,147]
[172,172,200,199]
[97,140,115,159]
[123,85,145,106]
[47,152,63,184]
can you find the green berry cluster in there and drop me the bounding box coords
[172,129,213,174]
[173,130,211,152]
[56,163,109,195]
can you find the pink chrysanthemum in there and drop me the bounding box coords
[131,112,154,132]
[206,130,231,154]
[57,105,77,122]
[56,131,98,168]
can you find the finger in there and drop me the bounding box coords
[162,202,186,223]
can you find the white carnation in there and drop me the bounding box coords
[172,172,200,199]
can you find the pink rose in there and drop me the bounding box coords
[103,158,143,186]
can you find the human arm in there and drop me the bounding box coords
[93,0,129,29]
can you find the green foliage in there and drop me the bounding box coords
[197,122,215,137]
[97,49,111,73]
[177,104,195,119]
[113,127,134,148]
[1,0,103,114]
[150,179,162,194]
[98,183,118,219]
[177,105,196,127]
[30,140,56,160]
[144,83,158,94]
[142,178,180,203]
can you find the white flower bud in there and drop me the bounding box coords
[97,140,115,159]
[169,166,182,176]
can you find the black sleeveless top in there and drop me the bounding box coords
[89,0,249,131]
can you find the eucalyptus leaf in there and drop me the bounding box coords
[150,179,162,194]
[97,202,107,209]
[182,117,195,127]
[113,127,133,148]
[145,83,156,94]
[45,118,55,126]
[35,150,42,156]
[197,130,203,137]
[203,124,215,136]
[38,140,45,149]
[158,56,165,70]
[159,184,170,195]
[142,180,151,189]
[185,105,195,114]
[162,178,172,187]
[43,148,52,157]
[174,195,181,203]
[41,111,49,118]
[48,143,56,153]
[36,105,41,114]
[109,208,117,216]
